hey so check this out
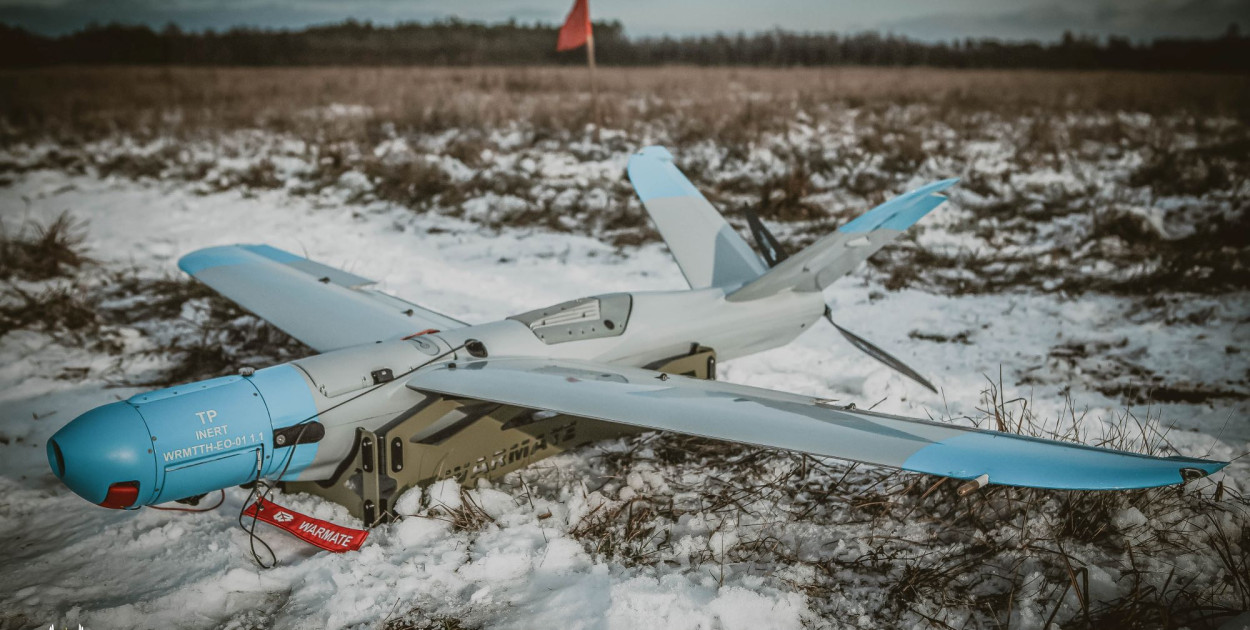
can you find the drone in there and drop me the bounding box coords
[48,146,1226,525]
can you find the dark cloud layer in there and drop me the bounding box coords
[1,0,1245,40]
[879,0,1249,41]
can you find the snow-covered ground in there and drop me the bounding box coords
[1,123,1247,629]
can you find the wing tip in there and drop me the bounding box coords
[178,244,259,276]
[179,243,306,276]
[839,178,959,234]
[627,146,703,203]
[901,431,1229,491]
[633,145,674,162]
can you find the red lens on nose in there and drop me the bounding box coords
[100,481,140,509]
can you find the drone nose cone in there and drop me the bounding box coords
[48,402,157,508]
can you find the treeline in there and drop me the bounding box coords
[1,19,1247,71]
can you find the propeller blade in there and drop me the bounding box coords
[825,307,937,393]
[744,209,789,267]
[751,206,935,392]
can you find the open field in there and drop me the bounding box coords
[1,66,1248,629]
[3,66,1250,141]
[4,67,1247,298]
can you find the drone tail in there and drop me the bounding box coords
[728,179,958,302]
[627,146,768,291]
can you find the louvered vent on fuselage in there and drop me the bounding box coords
[507,294,633,345]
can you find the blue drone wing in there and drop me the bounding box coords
[180,244,465,352]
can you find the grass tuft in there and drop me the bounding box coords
[0,212,93,282]
[520,378,1249,629]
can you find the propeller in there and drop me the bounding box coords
[823,306,936,393]
[744,209,788,267]
[743,209,937,393]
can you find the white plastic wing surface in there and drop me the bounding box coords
[407,357,1226,490]
[180,244,465,352]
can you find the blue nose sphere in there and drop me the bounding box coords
[48,402,157,507]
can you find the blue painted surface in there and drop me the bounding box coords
[131,375,272,503]
[50,361,324,507]
[628,145,706,202]
[249,364,321,479]
[180,244,306,276]
[241,244,302,264]
[178,245,262,275]
[902,431,1228,490]
[47,402,159,506]
[839,178,959,234]
[128,374,245,405]
[637,145,674,161]
[161,449,261,503]
[877,195,948,232]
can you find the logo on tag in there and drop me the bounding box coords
[243,498,368,553]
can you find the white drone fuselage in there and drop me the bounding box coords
[445,287,825,366]
[46,145,1226,515]
[285,286,826,482]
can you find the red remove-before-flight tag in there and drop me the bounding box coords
[243,497,369,553]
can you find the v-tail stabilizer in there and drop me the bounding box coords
[627,146,768,290]
[731,178,957,302]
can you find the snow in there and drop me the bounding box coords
[1,128,1247,628]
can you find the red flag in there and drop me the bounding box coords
[556,0,592,51]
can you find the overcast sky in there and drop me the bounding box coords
[2,0,1245,41]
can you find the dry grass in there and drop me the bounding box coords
[95,272,311,387]
[0,211,93,281]
[0,212,101,343]
[548,379,1248,629]
[5,69,1245,299]
[423,489,497,532]
[2,66,1248,144]
[0,212,309,382]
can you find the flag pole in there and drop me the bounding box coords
[587,31,601,143]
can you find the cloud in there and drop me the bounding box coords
[1,0,1244,39]
[876,0,1249,41]
[0,0,560,35]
